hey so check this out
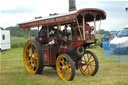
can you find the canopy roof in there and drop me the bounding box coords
[18,8,106,29]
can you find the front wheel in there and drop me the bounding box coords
[56,54,75,81]
[80,50,99,76]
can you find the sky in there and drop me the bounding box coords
[0,0,128,31]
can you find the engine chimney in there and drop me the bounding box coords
[69,0,76,12]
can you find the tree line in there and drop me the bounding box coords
[1,26,38,37]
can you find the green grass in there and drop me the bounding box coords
[11,37,27,48]
[96,34,102,46]
[0,47,128,85]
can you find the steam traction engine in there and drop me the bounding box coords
[19,8,106,80]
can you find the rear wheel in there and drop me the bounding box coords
[24,40,43,74]
[56,54,75,81]
[80,50,99,76]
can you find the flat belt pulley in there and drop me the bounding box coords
[74,46,85,58]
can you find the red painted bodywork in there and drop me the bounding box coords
[42,45,57,65]
[59,44,67,53]
[42,48,50,65]
[70,42,83,49]
[49,45,57,65]
[72,35,81,41]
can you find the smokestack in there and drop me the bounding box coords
[69,0,76,12]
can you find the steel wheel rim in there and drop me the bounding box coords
[56,56,72,80]
[24,42,38,74]
[80,52,96,76]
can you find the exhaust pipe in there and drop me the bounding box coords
[69,0,76,12]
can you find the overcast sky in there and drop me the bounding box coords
[0,0,128,31]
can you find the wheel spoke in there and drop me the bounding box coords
[30,48,32,54]
[60,58,65,66]
[87,53,89,59]
[65,70,71,80]
[84,65,88,71]
[34,51,38,59]
[60,66,63,69]
[34,59,38,65]
[65,60,71,68]
[88,66,90,74]
[28,48,33,57]
[27,60,31,64]
[61,69,65,75]
[33,53,38,60]
[84,55,86,61]
[81,60,85,62]
[33,57,38,60]
[88,55,92,62]
[60,61,64,66]
[90,60,95,63]
[30,65,33,70]
[91,64,96,67]
[31,46,35,54]
[67,68,72,72]
[65,59,69,65]
[31,58,34,63]
[81,60,86,64]
[89,65,94,72]
[26,49,29,53]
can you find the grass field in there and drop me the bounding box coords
[11,37,27,48]
[1,45,128,85]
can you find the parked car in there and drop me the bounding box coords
[110,27,128,55]
[100,32,118,47]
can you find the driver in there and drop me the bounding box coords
[63,25,68,43]
[38,27,47,37]
[57,25,63,45]
[38,27,48,44]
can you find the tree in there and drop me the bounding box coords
[98,29,109,34]
[5,26,38,37]
[0,27,4,30]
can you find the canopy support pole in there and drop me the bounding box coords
[47,26,49,38]
[76,18,83,40]
[98,18,102,35]
[28,28,31,40]
[83,17,86,40]
[58,24,61,31]
[38,26,39,32]
[94,17,96,35]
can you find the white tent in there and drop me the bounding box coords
[0,29,11,51]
